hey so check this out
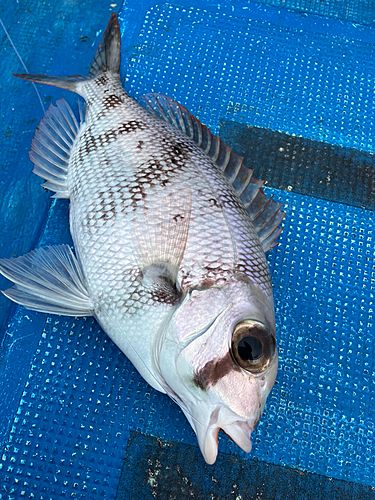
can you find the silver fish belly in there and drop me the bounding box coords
[0,14,284,464]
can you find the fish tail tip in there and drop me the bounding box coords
[109,11,119,26]
[13,72,84,92]
[13,72,33,80]
[89,12,121,77]
[106,12,120,34]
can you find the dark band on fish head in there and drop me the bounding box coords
[193,351,240,390]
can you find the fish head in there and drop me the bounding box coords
[157,278,278,464]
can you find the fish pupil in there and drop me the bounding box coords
[237,336,262,362]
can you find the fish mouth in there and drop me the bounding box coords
[222,420,253,453]
[195,412,254,464]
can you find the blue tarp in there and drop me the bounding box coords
[0,0,374,497]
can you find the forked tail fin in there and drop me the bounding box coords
[89,12,120,77]
[14,13,121,93]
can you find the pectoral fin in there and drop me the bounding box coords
[135,190,192,274]
[134,190,192,303]
[0,245,93,316]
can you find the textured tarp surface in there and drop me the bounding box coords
[254,0,375,25]
[0,0,374,497]
[117,432,375,499]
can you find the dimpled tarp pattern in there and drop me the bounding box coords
[0,0,374,497]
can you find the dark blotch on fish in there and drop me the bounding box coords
[97,94,125,118]
[129,183,147,203]
[142,263,181,305]
[102,121,146,141]
[193,352,240,390]
[173,213,184,223]
[166,140,188,166]
[77,128,98,156]
[169,143,184,159]
[134,157,177,191]
[134,138,190,190]
[208,198,221,208]
[150,286,180,305]
[103,94,123,108]
[78,121,146,157]
[95,74,109,86]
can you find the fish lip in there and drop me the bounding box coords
[196,413,254,464]
[221,420,253,453]
[200,426,220,465]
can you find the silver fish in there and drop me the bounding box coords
[0,14,284,463]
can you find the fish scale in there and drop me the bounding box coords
[1,14,284,464]
[69,78,270,301]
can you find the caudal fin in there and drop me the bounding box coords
[14,13,121,92]
[89,12,120,77]
[13,73,87,91]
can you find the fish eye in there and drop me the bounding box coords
[231,321,276,373]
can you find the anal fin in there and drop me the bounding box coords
[30,99,83,198]
[0,245,93,316]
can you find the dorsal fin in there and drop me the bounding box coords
[142,93,285,252]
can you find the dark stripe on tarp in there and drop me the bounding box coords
[219,120,375,210]
[116,432,375,499]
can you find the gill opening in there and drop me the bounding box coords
[125,336,206,429]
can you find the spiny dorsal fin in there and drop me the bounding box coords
[29,99,83,199]
[142,93,285,252]
[89,12,120,77]
[0,245,93,316]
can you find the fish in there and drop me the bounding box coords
[0,13,284,464]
